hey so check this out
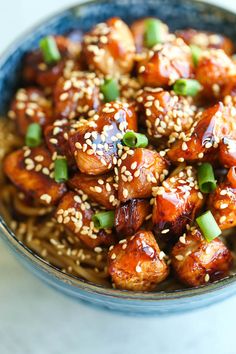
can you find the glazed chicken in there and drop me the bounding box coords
[108,231,169,291]
[22,35,81,88]
[2,16,236,292]
[171,228,232,287]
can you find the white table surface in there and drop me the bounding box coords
[1,1,236,353]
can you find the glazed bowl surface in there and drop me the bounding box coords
[1,0,236,315]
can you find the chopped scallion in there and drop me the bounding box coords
[190,44,202,66]
[92,211,115,229]
[39,36,61,64]
[54,157,68,183]
[144,18,163,48]
[123,131,148,148]
[197,163,217,193]
[25,123,42,147]
[196,211,221,242]
[100,79,120,102]
[173,79,202,96]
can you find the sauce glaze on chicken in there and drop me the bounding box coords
[2,17,236,292]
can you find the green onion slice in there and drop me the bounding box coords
[173,79,202,97]
[123,131,148,148]
[100,79,120,102]
[196,211,221,242]
[92,211,115,229]
[39,36,61,64]
[25,123,42,147]
[54,157,68,183]
[197,163,217,193]
[190,44,202,66]
[144,18,163,48]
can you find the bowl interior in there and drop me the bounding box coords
[1,0,236,305]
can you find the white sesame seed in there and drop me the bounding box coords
[40,194,52,204]
[175,255,184,261]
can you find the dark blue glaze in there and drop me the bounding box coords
[1,0,236,315]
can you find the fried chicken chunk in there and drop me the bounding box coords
[8,88,53,135]
[117,148,169,202]
[171,228,232,287]
[137,87,197,141]
[115,199,151,237]
[82,17,135,75]
[219,138,236,168]
[53,71,101,120]
[152,166,204,237]
[69,173,118,209]
[3,147,66,205]
[22,35,80,88]
[168,102,236,163]
[176,29,234,55]
[208,167,236,230]
[55,191,115,249]
[44,119,75,166]
[138,38,194,87]
[108,230,169,291]
[69,101,137,175]
[195,49,236,97]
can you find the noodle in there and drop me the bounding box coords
[0,118,235,291]
[0,119,110,286]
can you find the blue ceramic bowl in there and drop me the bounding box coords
[1,0,236,315]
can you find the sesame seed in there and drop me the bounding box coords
[159,251,166,260]
[135,265,142,273]
[220,203,228,209]
[205,274,210,282]
[123,189,128,199]
[219,215,226,224]
[175,255,184,261]
[94,186,102,193]
[161,229,170,234]
[40,194,52,204]
[111,253,116,260]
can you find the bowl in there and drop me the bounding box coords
[1,0,236,315]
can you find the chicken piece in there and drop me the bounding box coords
[208,167,236,230]
[69,173,118,209]
[69,101,137,175]
[167,102,236,163]
[152,166,204,238]
[171,228,232,287]
[136,87,197,141]
[137,38,194,87]
[8,87,53,135]
[3,147,66,205]
[82,17,135,76]
[44,119,75,166]
[130,18,169,53]
[219,138,236,168]
[108,230,169,291]
[222,77,236,101]
[55,191,115,249]
[117,148,169,202]
[22,36,80,88]
[115,199,151,238]
[176,29,234,55]
[53,71,101,120]
[195,49,236,97]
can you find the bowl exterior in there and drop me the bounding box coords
[1,0,236,314]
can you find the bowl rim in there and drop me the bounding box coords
[1,0,236,302]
